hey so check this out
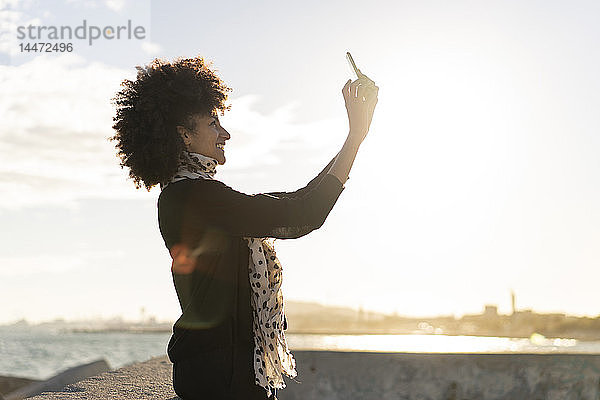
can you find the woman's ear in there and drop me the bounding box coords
[177,125,190,145]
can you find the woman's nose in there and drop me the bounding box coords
[221,126,231,140]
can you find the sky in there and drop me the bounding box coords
[1,0,599,324]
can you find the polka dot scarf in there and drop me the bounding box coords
[247,237,297,397]
[160,151,218,185]
[162,151,297,397]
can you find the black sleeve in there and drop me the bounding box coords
[264,152,339,199]
[182,173,344,239]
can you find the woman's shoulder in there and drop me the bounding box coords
[161,177,222,190]
[159,178,231,201]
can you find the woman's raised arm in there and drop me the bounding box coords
[161,173,344,240]
[327,77,379,185]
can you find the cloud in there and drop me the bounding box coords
[224,95,347,164]
[0,53,141,209]
[0,0,41,60]
[0,249,125,277]
[0,0,25,9]
[215,94,347,192]
[63,0,99,8]
[104,0,125,12]
[1,254,77,277]
[0,53,348,210]
[140,40,161,55]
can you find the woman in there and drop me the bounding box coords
[110,56,378,399]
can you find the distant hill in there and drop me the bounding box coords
[5,300,599,340]
[284,300,392,334]
[285,300,373,318]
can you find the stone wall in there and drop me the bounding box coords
[281,351,600,400]
[24,352,600,400]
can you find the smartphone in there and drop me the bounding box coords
[346,51,363,79]
[346,52,375,85]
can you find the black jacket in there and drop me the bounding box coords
[157,157,344,398]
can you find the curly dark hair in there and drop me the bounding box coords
[110,56,231,191]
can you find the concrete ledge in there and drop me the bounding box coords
[23,352,600,400]
[0,376,39,398]
[26,356,176,400]
[6,360,110,400]
[283,352,600,400]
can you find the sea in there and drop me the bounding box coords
[1,325,599,380]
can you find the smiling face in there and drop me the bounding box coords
[177,112,231,165]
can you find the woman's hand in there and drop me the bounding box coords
[342,76,379,144]
[327,76,378,185]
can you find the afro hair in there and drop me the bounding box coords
[110,56,231,191]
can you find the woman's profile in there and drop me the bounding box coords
[110,56,378,399]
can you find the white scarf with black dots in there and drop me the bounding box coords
[162,151,297,397]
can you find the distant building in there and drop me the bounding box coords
[511,290,516,315]
[484,305,498,318]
